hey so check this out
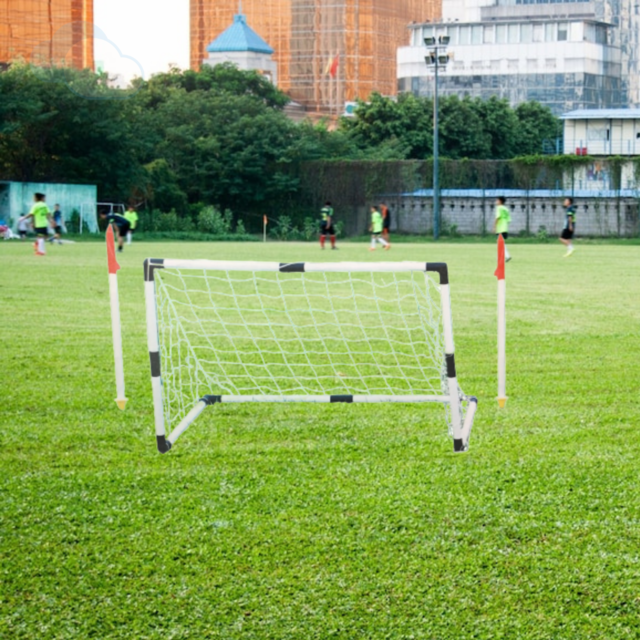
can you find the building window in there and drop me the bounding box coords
[587,128,607,141]
[496,24,507,43]
[558,23,568,41]
[595,25,607,44]
[459,26,470,45]
[508,24,519,43]
[521,24,533,43]
[472,25,483,44]
[545,23,556,41]
[483,25,494,44]
[545,58,557,69]
[508,59,519,70]
[446,26,459,45]
[533,24,544,42]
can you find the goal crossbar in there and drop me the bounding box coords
[144,258,478,454]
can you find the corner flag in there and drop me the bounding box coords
[495,234,507,408]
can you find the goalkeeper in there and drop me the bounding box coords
[100,211,131,253]
[369,205,390,251]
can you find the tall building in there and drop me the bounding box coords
[0,0,94,69]
[397,0,640,114]
[191,0,441,113]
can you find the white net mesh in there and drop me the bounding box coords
[154,266,467,434]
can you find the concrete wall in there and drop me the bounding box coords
[386,192,639,237]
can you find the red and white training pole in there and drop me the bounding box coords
[495,234,507,408]
[106,225,127,410]
[263,215,268,242]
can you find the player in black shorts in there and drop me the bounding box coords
[319,201,337,250]
[560,197,576,257]
[100,212,131,252]
[380,202,392,245]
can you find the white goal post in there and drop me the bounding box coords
[143,259,478,454]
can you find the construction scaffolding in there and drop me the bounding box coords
[0,0,93,69]
[191,0,441,113]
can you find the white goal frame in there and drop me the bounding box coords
[144,259,478,454]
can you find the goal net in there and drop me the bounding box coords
[143,259,477,453]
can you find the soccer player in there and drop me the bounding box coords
[493,196,512,262]
[560,197,576,257]
[124,205,138,245]
[23,193,54,255]
[369,205,390,251]
[49,204,64,244]
[100,211,131,252]
[380,202,392,245]
[17,214,29,240]
[319,201,337,249]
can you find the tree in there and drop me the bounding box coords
[514,101,562,156]
[0,63,143,201]
[438,95,490,159]
[473,96,520,160]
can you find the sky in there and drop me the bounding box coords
[94,0,190,84]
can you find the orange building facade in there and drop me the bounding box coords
[0,0,94,69]
[191,0,440,113]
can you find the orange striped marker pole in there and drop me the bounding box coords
[106,224,127,410]
[495,234,507,408]
[263,215,268,242]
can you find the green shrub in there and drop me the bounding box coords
[303,217,318,240]
[197,206,233,235]
[536,225,550,242]
[155,210,179,232]
[68,209,80,234]
[270,215,299,240]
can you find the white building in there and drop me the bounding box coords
[561,109,640,155]
[203,11,277,86]
[398,0,628,114]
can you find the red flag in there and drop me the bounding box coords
[494,234,505,280]
[329,54,339,78]
[106,224,120,275]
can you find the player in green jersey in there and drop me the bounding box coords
[124,205,138,245]
[369,205,390,251]
[493,196,512,262]
[23,193,53,256]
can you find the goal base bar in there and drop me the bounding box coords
[157,394,478,454]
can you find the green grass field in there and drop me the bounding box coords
[1,239,639,639]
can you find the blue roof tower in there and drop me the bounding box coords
[206,12,274,56]
[203,3,278,87]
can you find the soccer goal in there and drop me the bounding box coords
[143,259,477,454]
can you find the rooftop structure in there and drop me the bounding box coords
[206,12,274,55]
[204,11,277,84]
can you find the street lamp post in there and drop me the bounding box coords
[424,36,449,240]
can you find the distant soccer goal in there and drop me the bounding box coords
[143,259,477,453]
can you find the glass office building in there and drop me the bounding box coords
[398,0,636,114]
